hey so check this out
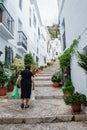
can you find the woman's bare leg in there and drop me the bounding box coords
[25,98,29,107]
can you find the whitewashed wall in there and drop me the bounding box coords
[0,0,49,67]
[59,0,87,96]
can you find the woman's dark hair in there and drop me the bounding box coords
[25,64,30,70]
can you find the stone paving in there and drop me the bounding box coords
[0,60,87,129]
[0,122,87,130]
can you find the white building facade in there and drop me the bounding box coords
[0,0,50,68]
[58,0,87,102]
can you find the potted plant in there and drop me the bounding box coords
[51,70,62,87]
[7,73,17,91]
[31,61,38,75]
[0,61,8,96]
[62,78,75,97]
[64,92,87,112]
[24,53,34,66]
[11,57,24,76]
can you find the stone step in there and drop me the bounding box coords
[0,87,63,100]
[35,80,52,84]
[35,76,51,80]
[35,83,52,87]
[36,73,52,76]
[0,99,86,124]
[0,122,87,130]
[35,80,53,87]
[35,87,63,99]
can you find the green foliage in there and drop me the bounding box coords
[8,73,17,85]
[77,51,87,73]
[47,24,59,39]
[64,92,87,105]
[39,66,44,70]
[31,61,38,71]
[62,78,75,94]
[0,51,3,56]
[62,85,75,94]
[51,71,62,82]
[64,78,72,86]
[58,38,79,70]
[47,62,52,66]
[0,61,8,87]
[11,57,24,75]
[24,53,34,66]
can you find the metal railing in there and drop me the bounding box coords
[18,31,27,51]
[0,3,14,35]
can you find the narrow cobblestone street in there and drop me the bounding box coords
[0,60,87,130]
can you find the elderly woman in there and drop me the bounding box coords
[16,65,34,109]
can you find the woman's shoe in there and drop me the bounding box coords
[25,105,29,108]
[21,103,24,109]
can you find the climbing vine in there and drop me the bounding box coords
[58,36,80,70]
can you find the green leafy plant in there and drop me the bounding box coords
[24,53,34,66]
[51,71,62,83]
[62,85,75,94]
[31,61,38,71]
[62,78,75,94]
[47,62,53,66]
[77,51,87,73]
[0,61,8,87]
[58,38,80,70]
[8,73,17,85]
[64,92,86,105]
[11,57,24,75]
[39,66,44,70]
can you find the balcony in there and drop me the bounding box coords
[0,3,14,39]
[17,31,27,53]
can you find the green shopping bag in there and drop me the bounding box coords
[11,85,19,99]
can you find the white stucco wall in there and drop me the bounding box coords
[59,0,87,96]
[0,0,50,67]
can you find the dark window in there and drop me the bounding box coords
[5,46,13,68]
[62,18,66,50]
[62,31,66,50]
[33,11,36,28]
[19,0,22,10]
[29,7,31,27]
[38,27,40,38]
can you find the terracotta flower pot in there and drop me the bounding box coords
[7,85,14,92]
[0,87,7,96]
[53,82,60,87]
[71,104,81,112]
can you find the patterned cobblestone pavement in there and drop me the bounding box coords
[0,60,87,129]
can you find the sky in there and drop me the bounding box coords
[36,0,58,26]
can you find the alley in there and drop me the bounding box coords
[0,60,87,130]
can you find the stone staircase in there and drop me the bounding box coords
[0,60,87,130]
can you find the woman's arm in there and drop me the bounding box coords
[31,76,35,90]
[16,75,21,87]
